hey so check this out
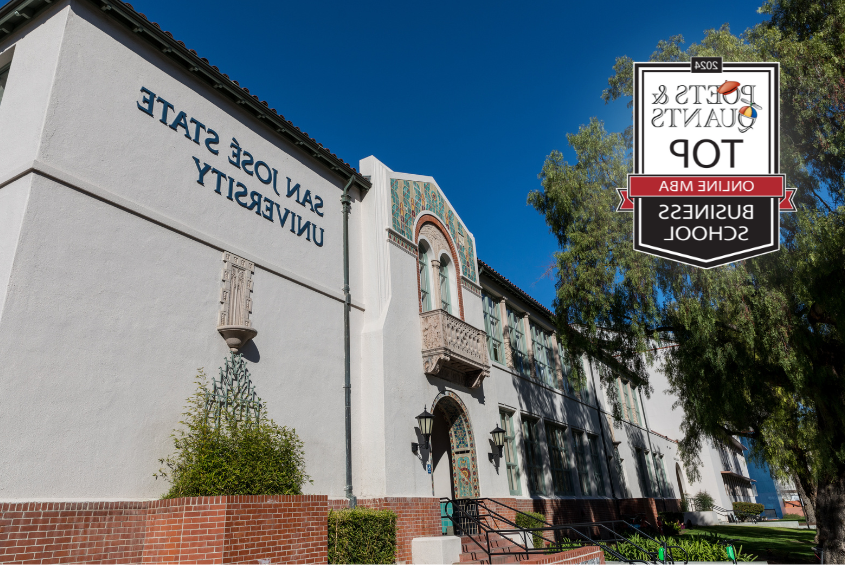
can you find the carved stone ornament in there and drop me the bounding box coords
[419,222,450,259]
[217,252,257,352]
[420,309,490,389]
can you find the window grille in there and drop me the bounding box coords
[589,435,606,496]
[614,445,628,496]
[621,380,638,425]
[559,344,573,394]
[507,308,529,377]
[531,324,556,388]
[655,454,673,497]
[632,386,644,426]
[521,417,545,495]
[500,410,521,495]
[439,258,451,313]
[572,430,591,496]
[545,424,573,495]
[636,448,654,497]
[419,246,432,312]
[483,293,504,364]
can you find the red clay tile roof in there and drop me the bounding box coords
[477,259,555,320]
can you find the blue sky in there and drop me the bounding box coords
[128,0,768,308]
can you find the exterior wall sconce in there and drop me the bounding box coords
[412,406,434,454]
[491,424,506,456]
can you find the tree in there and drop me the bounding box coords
[529,0,845,558]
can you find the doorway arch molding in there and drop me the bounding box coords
[431,390,481,498]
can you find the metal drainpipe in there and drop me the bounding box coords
[342,176,356,508]
[638,387,666,512]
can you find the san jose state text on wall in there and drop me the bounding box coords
[136,86,327,247]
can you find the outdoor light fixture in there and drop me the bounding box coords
[416,406,434,450]
[491,424,506,457]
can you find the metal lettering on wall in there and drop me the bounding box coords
[136,86,325,247]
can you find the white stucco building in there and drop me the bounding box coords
[0,0,752,527]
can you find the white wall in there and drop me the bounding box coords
[0,0,361,500]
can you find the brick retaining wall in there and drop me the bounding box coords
[0,496,675,563]
[0,496,327,564]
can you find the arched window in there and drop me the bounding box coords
[419,243,432,312]
[439,255,451,313]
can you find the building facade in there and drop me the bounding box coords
[0,0,751,533]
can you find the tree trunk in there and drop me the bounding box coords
[816,474,845,563]
[794,472,818,526]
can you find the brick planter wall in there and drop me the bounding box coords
[0,496,327,564]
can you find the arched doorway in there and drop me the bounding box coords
[430,391,480,500]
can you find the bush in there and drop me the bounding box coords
[328,508,396,564]
[515,511,547,549]
[692,491,715,511]
[782,512,807,521]
[663,520,683,536]
[605,534,756,562]
[732,502,765,521]
[155,358,309,497]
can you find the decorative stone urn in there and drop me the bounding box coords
[217,325,258,352]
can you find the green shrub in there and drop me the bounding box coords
[663,520,683,536]
[604,534,756,562]
[782,512,807,521]
[732,502,765,521]
[546,538,584,554]
[155,359,309,497]
[692,491,715,511]
[515,511,547,549]
[328,508,397,564]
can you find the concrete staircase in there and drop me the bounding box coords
[457,533,530,564]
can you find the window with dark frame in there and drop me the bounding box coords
[521,416,545,495]
[545,423,574,495]
[500,410,522,496]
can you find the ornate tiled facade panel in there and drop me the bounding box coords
[390,178,477,283]
[432,391,481,498]
[387,231,418,257]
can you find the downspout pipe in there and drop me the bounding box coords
[342,176,356,508]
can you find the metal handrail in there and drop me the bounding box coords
[440,497,689,564]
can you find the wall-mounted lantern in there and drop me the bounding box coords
[413,406,434,453]
[491,424,506,457]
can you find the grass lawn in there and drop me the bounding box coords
[681,525,817,563]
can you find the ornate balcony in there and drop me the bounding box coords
[420,309,491,389]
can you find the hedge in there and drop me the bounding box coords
[732,502,765,520]
[515,511,547,549]
[328,508,397,564]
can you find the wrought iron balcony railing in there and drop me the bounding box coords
[420,309,491,389]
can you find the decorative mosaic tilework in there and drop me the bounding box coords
[388,231,418,257]
[432,391,481,498]
[454,453,474,498]
[390,178,478,283]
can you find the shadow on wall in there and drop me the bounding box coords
[241,339,260,363]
